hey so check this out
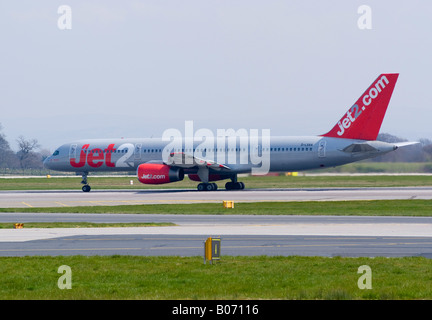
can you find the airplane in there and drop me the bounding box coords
[44,73,418,192]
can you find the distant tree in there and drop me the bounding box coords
[420,139,432,162]
[419,138,432,146]
[16,136,41,169]
[0,123,18,169]
[374,133,424,162]
[377,133,407,144]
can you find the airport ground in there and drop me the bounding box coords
[0,174,431,300]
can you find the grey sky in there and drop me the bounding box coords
[1,1,431,151]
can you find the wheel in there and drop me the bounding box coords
[197,183,205,191]
[82,185,91,192]
[225,182,244,190]
[206,183,218,191]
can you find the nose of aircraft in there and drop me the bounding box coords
[43,156,52,169]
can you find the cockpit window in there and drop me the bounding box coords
[52,150,60,156]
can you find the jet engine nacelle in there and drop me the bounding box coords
[137,163,184,184]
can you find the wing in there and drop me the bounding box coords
[166,152,231,171]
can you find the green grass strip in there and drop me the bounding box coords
[1,199,432,216]
[0,255,431,299]
[0,222,175,229]
[1,174,432,190]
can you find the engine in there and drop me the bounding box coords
[137,163,184,184]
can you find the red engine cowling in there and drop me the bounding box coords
[137,163,184,184]
[188,174,229,182]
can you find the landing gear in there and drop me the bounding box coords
[195,166,218,191]
[225,175,245,190]
[81,172,91,192]
[197,182,218,191]
[194,169,245,191]
[225,181,245,190]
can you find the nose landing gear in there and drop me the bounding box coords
[81,172,91,192]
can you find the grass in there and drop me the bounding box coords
[1,199,432,216]
[0,255,430,299]
[1,174,432,191]
[0,222,176,229]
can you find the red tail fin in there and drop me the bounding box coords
[322,73,399,140]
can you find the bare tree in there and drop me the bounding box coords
[16,136,41,169]
[0,123,17,169]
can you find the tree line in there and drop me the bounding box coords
[375,133,432,163]
[0,124,49,171]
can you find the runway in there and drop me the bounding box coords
[0,213,431,258]
[1,187,431,258]
[1,186,432,208]
[1,234,432,258]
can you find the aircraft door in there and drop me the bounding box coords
[134,144,142,160]
[318,140,326,158]
[69,144,77,160]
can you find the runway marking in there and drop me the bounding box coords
[61,237,206,241]
[61,238,139,241]
[21,202,33,208]
[140,241,432,251]
[149,246,202,250]
[55,202,70,207]
[4,242,432,253]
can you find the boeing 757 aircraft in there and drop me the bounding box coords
[44,73,417,192]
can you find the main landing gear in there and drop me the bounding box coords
[197,182,218,191]
[195,175,245,191]
[225,181,245,190]
[81,172,91,192]
[225,174,245,190]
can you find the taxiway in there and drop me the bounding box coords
[1,187,431,257]
[0,213,431,258]
[1,187,432,208]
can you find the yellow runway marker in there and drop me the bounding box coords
[22,202,33,208]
